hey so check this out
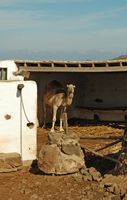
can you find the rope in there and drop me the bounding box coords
[18,83,35,158]
[20,92,31,123]
[18,84,34,128]
[20,92,22,157]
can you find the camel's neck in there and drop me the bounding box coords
[66,91,74,105]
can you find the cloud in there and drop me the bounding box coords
[0,2,126,29]
[1,1,127,31]
[0,4,127,55]
[0,0,127,60]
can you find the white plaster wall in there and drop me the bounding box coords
[0,81,37,161]
[0,60,24,80]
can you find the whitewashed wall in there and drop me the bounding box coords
[0,81,37,161]
[0,60,23,80]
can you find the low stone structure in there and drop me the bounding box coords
[0,153,22,172]
[38,132,85,175]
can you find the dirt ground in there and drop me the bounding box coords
[0,120,127,200]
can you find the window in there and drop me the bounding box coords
[0,68,7,80]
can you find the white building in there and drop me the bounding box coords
[0,60,37,163]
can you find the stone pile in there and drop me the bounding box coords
[38,132,85,175]
[80,166,102,182]
[99,174,127,199]
[72,168,127,199]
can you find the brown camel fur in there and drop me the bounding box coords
[43,80,75,132]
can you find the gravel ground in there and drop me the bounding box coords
[0,122,127,200]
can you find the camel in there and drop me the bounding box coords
[43,80,75,133]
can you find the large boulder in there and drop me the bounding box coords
[38,132,85,175]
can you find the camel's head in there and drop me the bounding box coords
[66,84,75,105]
[67,84,75,94]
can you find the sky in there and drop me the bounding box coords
[0,0,127,61]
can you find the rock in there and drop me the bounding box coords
[38,144,85,174]
[72,172,83,182]
[112,183,120,195]
[88,167,97,174]
[106,183,119,194]
[38,144,60,174]
[38,132,85,175]
[30,194,39,200]
[80,167,93,181]
[123,194,127,200]
[80,166,88,175]
[48,132,79,146]
[82,173,92,181]
[20,188,31,195]
[62,144,82,156]
[48,132,63,145]
[103,193,117,200]
[101,174,127,199]
[0,153,22,172]
[88,167,102,182]
[62,132,79,141]
[120,188,127,198]
[102,174,115,187]
[58,152,85,174]
[92,171,102,182]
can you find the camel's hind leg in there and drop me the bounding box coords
[50,105,58,133]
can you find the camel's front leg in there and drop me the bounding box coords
[60,106,66,132]
[43,102,46,128]
[51,105,58,133]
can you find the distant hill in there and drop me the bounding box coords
[113,55,127,60]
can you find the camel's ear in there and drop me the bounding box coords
[67,84,75,88]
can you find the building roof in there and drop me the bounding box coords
[15,59,127,73]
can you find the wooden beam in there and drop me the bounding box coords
[14,59,127,73]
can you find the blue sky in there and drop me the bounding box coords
[0,0,127,60]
